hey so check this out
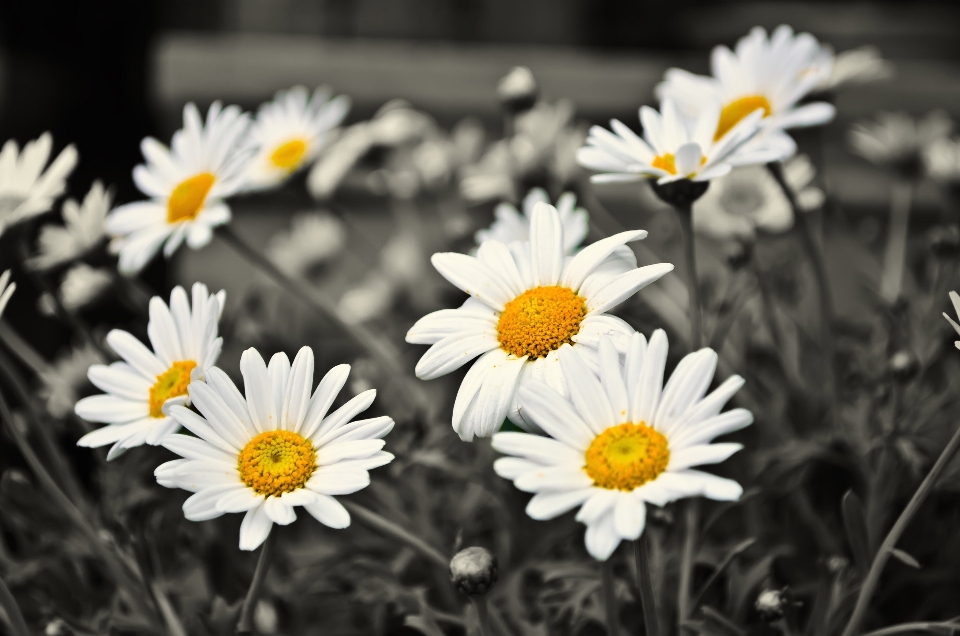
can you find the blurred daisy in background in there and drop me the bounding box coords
[338,231,426,325]
[265,212,346,277]
[807,45,893,92]
[75,283,225,459]
[0,270,15,318]
[493,332,750,561]
[0,133,78,236]
[476,188,588,254]
[406,202,673,441]
[243,86,350,191]
[657,25,837,163]
[39,344,104,419]
[923,135,960,186]
[577,98,766,185]
[943,291,960,350]
[29,182,111,271]
[39,264,113,315]
[694,154,824,240]
[849,110,952,177]
[107,102,251,275]
[155,347,394,551]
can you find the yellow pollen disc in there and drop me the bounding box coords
[584,423,670,491]
[497,286,586,359]
[715,95,772,141]
[149,360,197,418]
[270,139,308,170]
[651,153,707,177]
[167,172,215,224]
[238,430,317,497]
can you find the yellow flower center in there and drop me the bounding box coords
[584,423,670,491]
[238,430,317,497]
[270,139,308,170]
[651,153,707,177]
[497,286,586,359]
[715,95,772,141]
[149,360,197,418]
[167,173,215,224]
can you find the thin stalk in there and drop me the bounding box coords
[601,559,620,636]
[841,422,960,636]
[342,500,448,569]
[0,572,29,636]
[879,182,913,305]
[862,622,960,636]
[675,202,701,349]
[0,319,52,377]
[236,529,277,635]
[634,537,659,636]
[217,226,431,417]
[677,502,699,628]
[470,597,492,636]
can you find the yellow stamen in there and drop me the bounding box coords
[167,173,215,224]
[497,286,586,359]
[715,95,772,141]
[651,153,706,177]
[149,360,197,418]
[270,139,308,170]
[238,430,317,497]
[584,422,670,491]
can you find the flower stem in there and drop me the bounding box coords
[677,501,699,629]
[601,559,620,636]
[470,597,492,636]
[634,537,659,636]
[840,421,960,636]
[879,181,913,305]
[0,573,29,636]
[0,319,52,377]
[342,500,449,569]
[236,529,277,635]
[675,202,701,349]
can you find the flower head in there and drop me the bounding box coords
[75,283,226,459]
[29,181,111,271]
[497,66,539,114]
[155,346,394,551]
[265,212,346,276]
[107,102,252,274]
[475,188,588,254]
[0,133,77,236]
[243,86,350,191]
[407,202,673,441]
[492,331,750,561]
[40,344,105,419]
[578,98,765,186]
[39,264,112,315]
[806,45,893,92]
[450,547,499,595]
[848,111,951,178]
[923,136,960,185]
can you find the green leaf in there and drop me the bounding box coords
[890,548,921,569]
[841,490,871,574]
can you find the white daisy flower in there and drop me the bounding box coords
[107,102,252,275]
[40,344,105,419]
[693,154,824,240]
[493,331,751,561]
[924,136,960,185]
[0,133,78,235]
[943,291,960,350]
[476,188,588,255]
[0,270,15,319]
[155,346,395,551]
[29,181,111,271]
[265,212,346,276]
[806,45,893,93]
[849,111,952,173]
[577,98,765,185]
[75,283,226,460]
[243,86,350,191]
[39,264,113,315]
[656,25,837,163]
[406,202,674,441]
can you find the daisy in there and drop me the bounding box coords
[925,136,960,185]
[39,264,112,315]
[29,181,111,271]
[0,133,78,236]
[75,283,226,459]
[806,45,893,93]
[265,212,346,276]
[0,270,15,319]
[406,202,674,441]
[849,111,952,176]
[493,332,751,561]
[39,344,104,419]
[107,102,252,275]
[693,154,824,240]
[242,86,350,191]
[155,346,395,551]
[655,25,837,163]
[577,98,766,186]
[475,188,588,254]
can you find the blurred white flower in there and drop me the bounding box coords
[0,270,15,319]
[943,291,960,350]
[923,136,960,184]
[657,25,837,164]
[578,98,765,184]
[476,188,588,254]
[694,155,824,240]
[807,45,893,92]
[849,111,952,174]
[155,347,395,551]
[338,231,425,325]
[497,66,539,112]
[0,133,78,236]
[265,212,346,276]
[39,264,112,315]
[29,181,111,271]
[39,344,104,418]
[107,102,251,274]
[243,86,350,191]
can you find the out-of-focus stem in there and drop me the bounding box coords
[841,422,960,636]
[342,500,449,569]
[236,530,277,635]
[470,597,492,636]
[677,502,699,628]
[0,573,29,636]
[634,537,659,636]
[879,181,913,305]
[601,559,620,636]
[0,319,51,377]
[675,202,701,349]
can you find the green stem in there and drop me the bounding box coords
[841,422,960,636]
[601,559,620,636]
[862,622,960,636]
[879,181,913,305]
[0,319,51,377]
[634,537,659,636]
[236,529,277,635]
[675,202,701,349]
[342,500,449,569]
[0,572,29,636]
[470,596,492,636]
[677,501,699,628]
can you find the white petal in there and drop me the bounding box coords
[281,347,314,432]
[514,466,593,493]
[414,333,498,381]
[492,431,583,465]
[526,488,593,520]
[668,443,743,470]
[516,380,595,450]
[558,345,613,435]
[264,497,297,525]
[430,252,513,311]
[561,230,647,291]
[311,389,377,443]
[240,348,277,432]
[614,495,646,540]
[584,511,621,561]
[106,329,165,378]
[529,202,564,286]
[632,329,668,425]
[302,493,350,529]
[585,264,675,315]
[301,364,350,438]
[238,504,274,550]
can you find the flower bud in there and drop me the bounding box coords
[497,67,539,115]
[755,588,786,621]
[651,179,710,209]
[888,350,918,382]
[450,546,498,596]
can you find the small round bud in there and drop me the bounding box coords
[497,66,539,115]
[651,179,710,209]
[930,225,960,257]
[450,547,498,596]
[888,350,918,382]
[755,588,786,622]
[826,555,849,574]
